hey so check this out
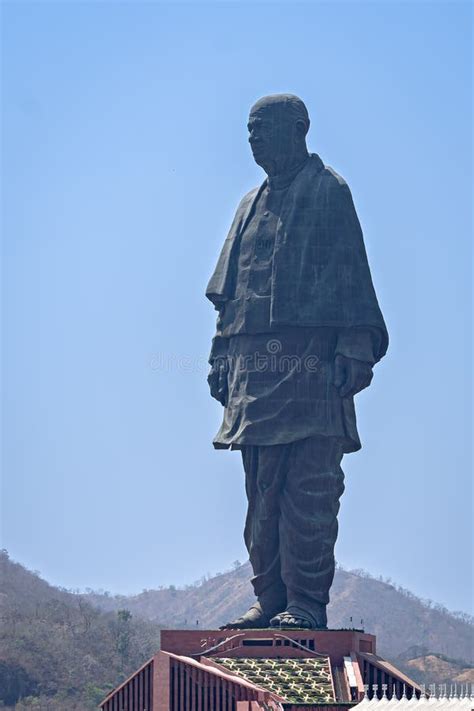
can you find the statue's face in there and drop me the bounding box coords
[247,106,294,173]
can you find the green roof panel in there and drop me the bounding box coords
[213,656,335,705]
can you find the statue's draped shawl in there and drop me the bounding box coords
[206,154,388,362]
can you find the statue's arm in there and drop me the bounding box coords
[320,174,387,398]
[207,307,229,406]
[332,334,374,398]
[333,328,378,398]
[323,172,388,365]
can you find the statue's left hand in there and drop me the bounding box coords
[207,360,228,406]
[334,354,373,398]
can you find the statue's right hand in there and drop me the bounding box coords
[207,360,228,406]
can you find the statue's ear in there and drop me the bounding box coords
[295,118,310,140]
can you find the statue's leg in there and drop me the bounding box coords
[271,436,345,629]
[221,444,288,629]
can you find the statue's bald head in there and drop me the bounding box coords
[248,94,311,175]
[250,94,310,133]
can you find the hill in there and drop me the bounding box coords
[0,550,162,710]
[86,561,474,672]
[400,653,474,685]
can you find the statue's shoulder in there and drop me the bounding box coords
[314,162,355,208]
[319,163,349,191]
[323,165,347,185]
[225,186,260,234]
[230,186,259,220]
[302,155,349,195]
[239,186,259,208]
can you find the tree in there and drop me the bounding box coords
[116,610,132,669]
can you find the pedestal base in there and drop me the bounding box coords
[100,628,420,711]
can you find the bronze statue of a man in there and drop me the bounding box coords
[206,94,388,630]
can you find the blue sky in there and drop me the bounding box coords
[2,1,472,614]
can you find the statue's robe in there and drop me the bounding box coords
[206,154,388,454]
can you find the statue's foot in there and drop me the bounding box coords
[270,605,327,630]
[219,602,270,630]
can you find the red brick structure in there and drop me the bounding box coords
[100,629,419,711]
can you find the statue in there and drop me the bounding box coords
[206,94,388,630]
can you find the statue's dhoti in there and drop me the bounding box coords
[241,436,345,624]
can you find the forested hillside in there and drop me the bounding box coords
[0,551,162,710]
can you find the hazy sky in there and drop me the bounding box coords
[2,1,472,615]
